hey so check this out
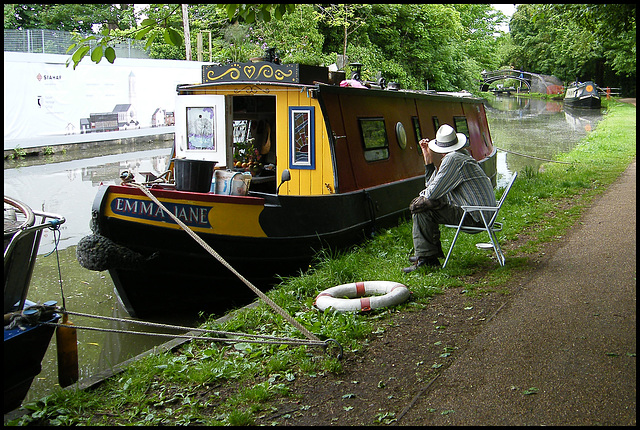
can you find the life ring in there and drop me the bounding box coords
[314,281,411,312]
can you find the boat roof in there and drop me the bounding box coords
[175,62,485,104]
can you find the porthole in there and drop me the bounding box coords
[395,121,407,149]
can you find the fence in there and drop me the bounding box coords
[4,29,149,59]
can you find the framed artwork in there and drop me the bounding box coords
[174,94,226,163]
[289,106,315,169]
[186,106,216,150]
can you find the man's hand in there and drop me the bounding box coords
[419,138,433,165]
[409,196,443,214]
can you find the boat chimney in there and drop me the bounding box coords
[349,62,363,81]
[264,47,280,64]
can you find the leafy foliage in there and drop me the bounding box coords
[505,4,635,93]
[4,3,634,94]
[3,4,136,32]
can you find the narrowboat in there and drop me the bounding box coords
[4,196,65,413]
[77,59,497,320]
[563,81,601,109]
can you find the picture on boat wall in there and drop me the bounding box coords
[187,106,216,150]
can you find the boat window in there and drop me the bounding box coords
[482,132,490,149]
[412,116,423,155]
[359,118,389,162]
[453,116,470,140]
[174,94,226,162]
[289,106,315,169]
[412,117,422,141]
[395,122,407,149]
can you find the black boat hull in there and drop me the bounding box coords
[563,95,601,109]
[90,177,425,319]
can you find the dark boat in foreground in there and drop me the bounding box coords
[563,81,601,109]
[78,58,498,320]
[4,196,65,413]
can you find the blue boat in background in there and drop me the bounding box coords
[4,196,65,413]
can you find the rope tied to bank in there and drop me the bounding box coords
[127,182,341,357]
[40,309,334,348]
[64,310,329,346]
[495,146,573,164]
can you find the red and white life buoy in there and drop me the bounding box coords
[314,281,411,312]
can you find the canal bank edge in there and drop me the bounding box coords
[4,131,174,162]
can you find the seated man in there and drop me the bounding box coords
[403,124,496,273]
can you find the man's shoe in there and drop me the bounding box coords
[408,252,445,263]
[402,257,440,273]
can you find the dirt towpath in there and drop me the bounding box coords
[256,160,635,427]
[399,160,637,426]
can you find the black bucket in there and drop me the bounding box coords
[173,158,217,192]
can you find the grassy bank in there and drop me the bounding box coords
[9,101,635,426]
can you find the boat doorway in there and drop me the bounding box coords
[230,95,277,193]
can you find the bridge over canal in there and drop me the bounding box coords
[479,69,564,95]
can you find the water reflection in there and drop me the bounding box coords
[485,95,603,186]
[4,143,182,405]
[4,146,173,253]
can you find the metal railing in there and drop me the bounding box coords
[4,29,149,58]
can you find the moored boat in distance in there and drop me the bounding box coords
[4,196,65,413]
[77,56,498,320]
[563,81,602,109]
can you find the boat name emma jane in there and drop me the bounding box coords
[111,197,211,227]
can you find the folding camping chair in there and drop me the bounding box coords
[442,172,517,268]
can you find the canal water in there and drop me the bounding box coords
[4,96,604,405]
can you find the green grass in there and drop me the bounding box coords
[9,100,636,426]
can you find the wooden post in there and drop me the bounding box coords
[196,32,203,62]
[182,4,192,61]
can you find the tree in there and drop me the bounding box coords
[452,4,506,72]
[552,4,636,78]
[315,4,367,60]
[141,4,187,60]
[4,4,136,32]
[181,4,192,61]
[350,4,473,90]
[505,4,635,93]
[250,4,327,65]
[64,3,296,69]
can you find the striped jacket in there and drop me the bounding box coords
[419,151,496,223]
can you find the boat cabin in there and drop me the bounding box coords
[172,60,496,197]
[80,58,498,319]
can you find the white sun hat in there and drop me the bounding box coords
[428,124,468,153]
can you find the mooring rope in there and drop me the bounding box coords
[128,182,322,344]
[42,320,327,347]
[11,302,337,352]
[495,146,572,164]
[61,309,325,346]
